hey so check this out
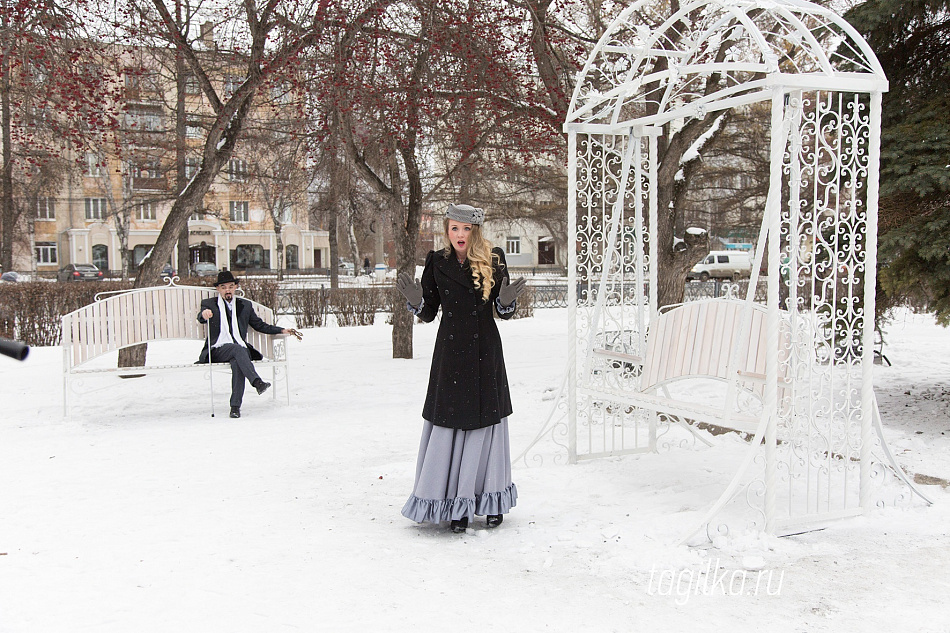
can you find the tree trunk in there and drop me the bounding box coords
[327,204,339,289]
[175,32,190,279]
[0,43,15,273]
[275,227,284,281]
[391,189,414,358]
[391,145,424,359]
[327,148,344,289]
[119,165,222,369]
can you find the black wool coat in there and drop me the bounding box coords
[417,247,515,430]
[196,296,283,363]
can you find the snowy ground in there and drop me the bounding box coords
[1,308,948,632]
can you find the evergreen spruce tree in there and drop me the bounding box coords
[846,0,950,323]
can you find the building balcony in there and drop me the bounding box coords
[130,176,168,191]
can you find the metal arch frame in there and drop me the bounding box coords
[565,0,886,131]
[560,0,930,543]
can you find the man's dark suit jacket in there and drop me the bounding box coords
[196,296,283,363]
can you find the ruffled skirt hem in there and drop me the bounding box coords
[401,482,518,524]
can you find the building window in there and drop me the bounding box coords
[228,158,248,182]
[538,237,555,265]
[232,244,269,270]
[506,236,521,255]
[85,198,107,220]
[35,242,57,264]
[128,162,161,179]
[279,201,293,224]
[132,244,154,268]
[184,73,200,95]
[186,123,203,138]
[29,105,50,128]
[29,60,49,84]
[124,105,163,132]
[85,152,103,177]
[125,69,157,92]
[229,200,249,223]
[35,197,55,220]
[270,82,291,104]
[190,211,203,221]
[92,244,109,271]
[134,201,156,221]
[224,75,243,99]
[185,157,198,179]
[286,244,299,269]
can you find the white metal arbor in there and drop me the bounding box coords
[563,0,931,541]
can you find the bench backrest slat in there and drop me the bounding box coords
[640,300,786,391]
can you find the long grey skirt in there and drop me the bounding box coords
[401,418,518,524]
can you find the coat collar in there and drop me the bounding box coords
[434,249,475,289]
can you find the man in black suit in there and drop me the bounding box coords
[197,270,300,418]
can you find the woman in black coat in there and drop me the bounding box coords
[397,204,527,533]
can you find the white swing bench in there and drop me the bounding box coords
[583,297,787,443]
[580,296,930,537]
[61,280,291,415]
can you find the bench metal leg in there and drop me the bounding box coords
[657,385,714,448]
[679,412,772,546]
[871,396,933,505]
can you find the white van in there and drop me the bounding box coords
[687,250,752,281]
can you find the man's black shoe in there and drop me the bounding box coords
[253,379,271,395]
[229,406,241,418]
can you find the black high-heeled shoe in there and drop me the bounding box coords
[450,517,469,533]
[486,514,503,528]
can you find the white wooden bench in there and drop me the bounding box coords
[582,298,790,440]
[61,280,290,415]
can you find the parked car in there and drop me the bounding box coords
[339,261,355,276]
[58,264,104,282]
[161,264,177,277]
[0,271,19,283]
[687,251,752,282]
[192,262,218,277]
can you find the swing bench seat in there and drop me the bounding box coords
[583,298,789,437]
[60,281,290,415]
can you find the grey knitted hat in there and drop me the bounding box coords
[445,203,485,225]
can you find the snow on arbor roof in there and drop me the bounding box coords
[565,0,886,132]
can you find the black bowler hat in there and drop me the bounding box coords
[214,270,240,286]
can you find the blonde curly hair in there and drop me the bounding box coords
[442,218,500,302]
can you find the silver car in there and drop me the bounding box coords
[192,262,218,277]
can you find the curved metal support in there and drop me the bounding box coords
[678,411,773,546]
[512,366,570,467]
[872,396,934,506]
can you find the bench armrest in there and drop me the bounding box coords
[593,348,644,364]
[737,369,791,385]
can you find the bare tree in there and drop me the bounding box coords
[101,0,372,366]
[320,0,560,358]
[0,0,116,271]
[241,125,310,281]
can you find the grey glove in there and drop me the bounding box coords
[396,272,423,306]
[497,276,527,307]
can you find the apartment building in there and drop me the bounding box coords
[25,44,328,277]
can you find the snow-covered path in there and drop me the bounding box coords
[1,309,947,632]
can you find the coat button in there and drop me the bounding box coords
[468,289,473,294]
[447,311,452,317]
[445,290,450,295]
[449,335,454,340]
[471,311,476,316]
[473,333,479,339]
